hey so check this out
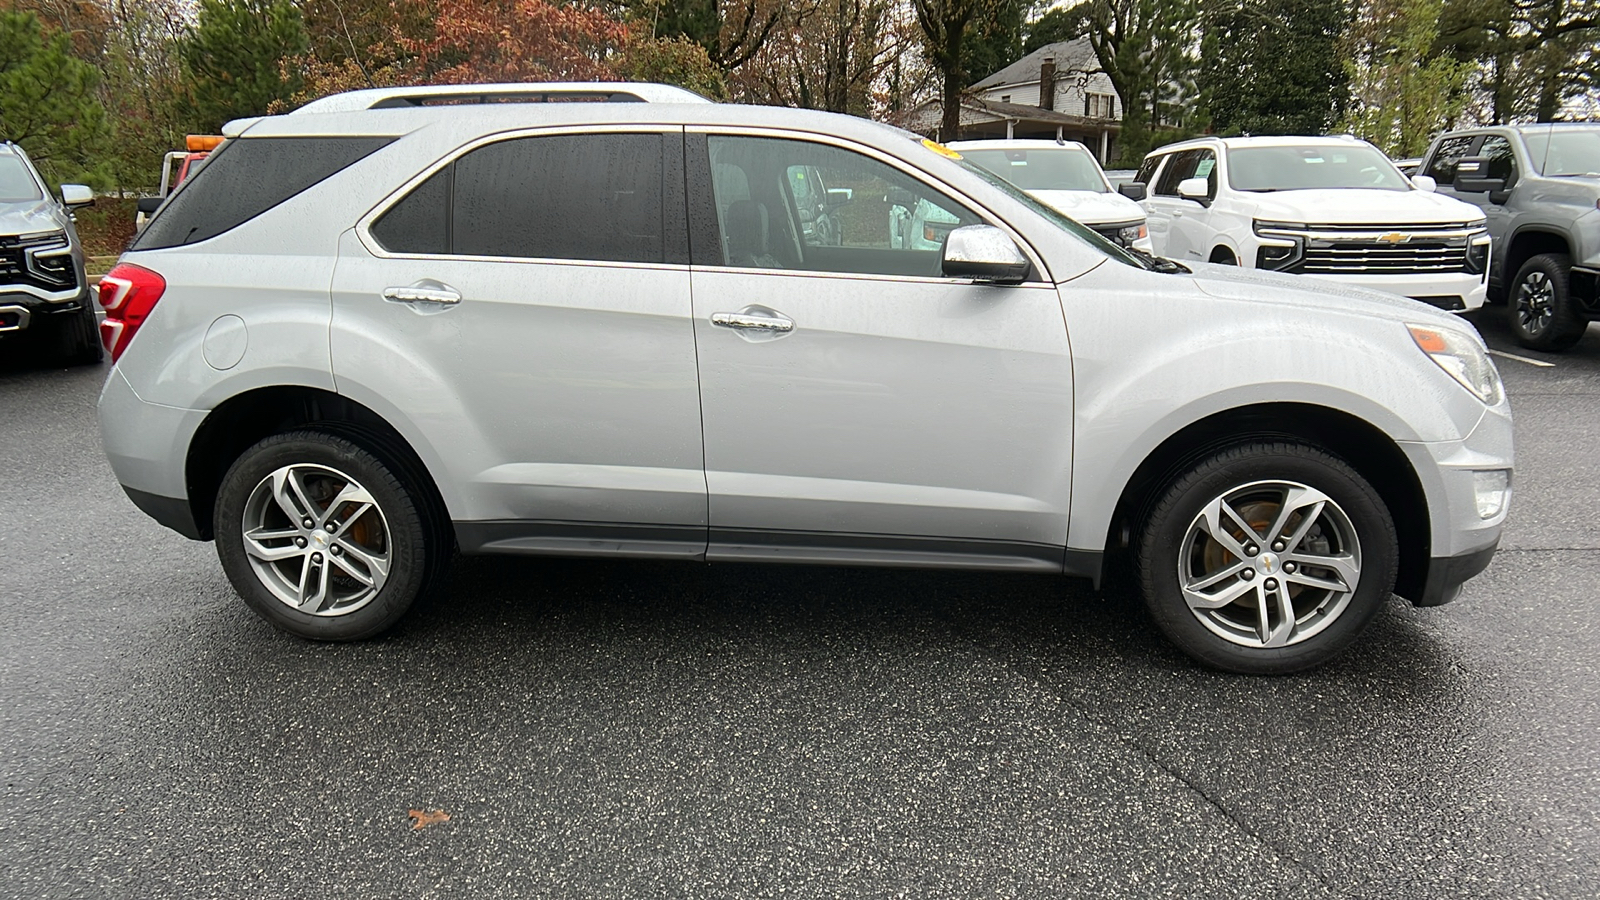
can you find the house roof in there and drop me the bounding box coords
[972,39,1101,90]
[892,95,1120,134]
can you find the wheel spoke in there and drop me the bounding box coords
[297,559,331,612]
[1187,559,1250,592]
[322,483,375,530]
[1184,572,1257,610]
[1286,551,1359,593]
[1219,500,1263,544]
[1263,586,1297,647]
[1197,500,1252,559]
[334,539,390,592]
[243,527,304,562]
[1263,485,1330,549]
[328,502,374,538]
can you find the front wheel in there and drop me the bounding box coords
[1137,442,1398,674]
[214,431,440,640]
[1508,253,1587,351]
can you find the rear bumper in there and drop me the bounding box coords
[99,368,209,539]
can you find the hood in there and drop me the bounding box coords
[1186,261,1467,330]
[0,199,67,238]
[1244,188,1484,225]
[1029,189,1145,226]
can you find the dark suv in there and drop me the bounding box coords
[0,141,100,365]
[1419,124,1600,351]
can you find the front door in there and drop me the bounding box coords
[687,132,1075,570]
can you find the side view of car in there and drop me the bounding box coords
[1420,123,1600,351]
[1127,135,1493,312]
[948,139,1152,252]
[99,88,1512,674]
[0,141,101,365]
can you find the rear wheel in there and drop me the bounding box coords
[1508,253,1587,351]
[214,431,441,640]
[1137,442,1398,674]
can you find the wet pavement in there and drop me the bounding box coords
[1,309,1597,898]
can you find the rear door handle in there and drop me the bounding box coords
[382,283,461,306]
[711,310,794,333]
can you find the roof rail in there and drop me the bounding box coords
[292,82,714,115]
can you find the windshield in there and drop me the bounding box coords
[0,155,43,202]
[958,147,1109,193]
[953,155,1149,269]
[1522,127,1600,177]
[1228,144,1411,192]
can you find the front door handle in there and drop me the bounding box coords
[382,283,461,306]
[711,310,794,333]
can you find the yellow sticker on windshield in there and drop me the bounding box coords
[922,138,963,160]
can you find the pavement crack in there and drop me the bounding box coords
[939,614,1352,899]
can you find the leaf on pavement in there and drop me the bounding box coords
[408,809,451,830]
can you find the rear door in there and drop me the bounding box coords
[331,127,708,557]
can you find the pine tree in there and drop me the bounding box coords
[180,0,309,132]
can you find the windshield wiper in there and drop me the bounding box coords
[1128,248,1189,274]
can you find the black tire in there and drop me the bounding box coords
[214,430,442,640]
[1136,442,1398,675]
[49,300,103,366]
[1507,253,1587,352]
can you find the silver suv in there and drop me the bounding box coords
[0,141,100,365]
[98,88,1513,674]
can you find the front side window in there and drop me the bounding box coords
[373,132,668,264]
[1424,136,1478,184]
[0,156,43,202]
[1134,153,1163,187]
[957,147,1109,193]
[1228,143,1409,192]
[705,135,980,278]
[1479,136,1517,182]
[1154,149,1214,197]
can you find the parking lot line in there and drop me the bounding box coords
[1488,349,1556,368]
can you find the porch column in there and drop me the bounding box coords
[1100,130,1109,163]
[1006,119,1016,139]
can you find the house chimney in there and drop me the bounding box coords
[1039,57,1056,110]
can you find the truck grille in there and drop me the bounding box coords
[1259,222,1484,277]
[0,233,77,292]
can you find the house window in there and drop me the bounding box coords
[1086,93,1115,119]
[1000,95,1011,104]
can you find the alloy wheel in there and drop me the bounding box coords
[1516,270,1554,336]
[239,464,392,616]
[1177,480,1362,649]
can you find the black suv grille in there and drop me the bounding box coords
[0,232,78,292]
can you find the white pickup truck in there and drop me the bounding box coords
[1127,135,1492,312]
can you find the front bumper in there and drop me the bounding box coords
[1301,271,1487,312]
[1571,265,1600,319]
[0,286,92,335]
[1396,400,1513,606]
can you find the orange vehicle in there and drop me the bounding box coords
[134,135,223,230]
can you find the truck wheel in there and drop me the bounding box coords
[214,431,443,641]
[1508,253,1587,351]
[51,301,103,366]
[1137,442,1398,675]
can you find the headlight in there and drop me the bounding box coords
[1117,223,1147,245]
[1407,324,1503,405]
[1252,220,1305,236]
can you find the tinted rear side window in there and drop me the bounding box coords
[453,134,664,263]
[371,167,451,255]
[134,136,393,250]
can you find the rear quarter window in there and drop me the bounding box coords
[134,136,393,250]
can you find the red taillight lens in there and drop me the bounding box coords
[98,263,166,362]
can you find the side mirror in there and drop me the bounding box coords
[1454,157,1507,194]
[60,184,94,208]
[942,225,1029,284]
[136,196,163,215]
[1117,181,1147,201]
[826,187,854,205]
[1410,174,1437,193]
[1177,177,1210,203]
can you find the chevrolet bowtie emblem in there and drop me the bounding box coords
[1377,232,1411,244]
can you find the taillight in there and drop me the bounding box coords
[98,263,166,361]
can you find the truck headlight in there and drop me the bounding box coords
[1407,324,1504,405]
[1117,223,1147,246]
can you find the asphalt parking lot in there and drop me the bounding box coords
[2,309,1598,899]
